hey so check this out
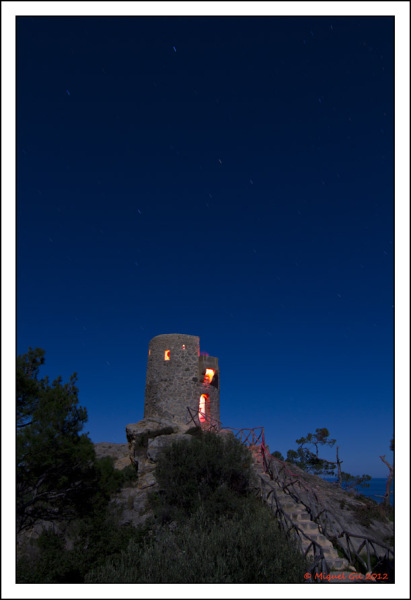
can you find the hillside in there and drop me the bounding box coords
[94,438,393,555]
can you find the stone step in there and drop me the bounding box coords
[279,503,299,513]
[300,537,331,550]
[302,546,339,564]
[287,510,311,521]
[252,466,360,579]
[274,489,299,501]
[300,534,335,552]
[295,520,320,532]
[276,494,297,504]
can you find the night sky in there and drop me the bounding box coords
[16,15,394,477]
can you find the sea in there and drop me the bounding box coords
[322,477,394,505]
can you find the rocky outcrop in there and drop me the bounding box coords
[110,417,195,527]
[126,417,184,473]
[91,419,197,528]
[269,460,394,552]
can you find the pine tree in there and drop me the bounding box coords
[17,348,95,533]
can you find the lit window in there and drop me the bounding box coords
[148,349,151,356]
[182,345,185,350]
[199,394,209,423]
[164,350,170,360]
[204,368,215,384]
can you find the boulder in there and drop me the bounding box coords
[126,417,181,447]
[126,417,180,465]
[137,471,157,490]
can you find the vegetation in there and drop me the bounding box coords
[17,351,308,583]
[150,431,252,522]
[16,348,139,582]
[86,431,308,583]
[349,495,393,528]
[339,471,371,491]
[379,453,393,506]
[85,501,308,583]
[285,427,372,490]
[17,348,96,533]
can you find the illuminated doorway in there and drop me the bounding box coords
[199,394,210,423]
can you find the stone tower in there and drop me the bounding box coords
[144,333,220,428]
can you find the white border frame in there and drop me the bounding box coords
[2,2,409,599]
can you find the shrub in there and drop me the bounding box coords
[17,456,140,583]
[151,431,253,521]
[16,508,145,583]
[86,432,308,583]
[17,528,82,583]
[94,456,124,497]
[120,463,138,487]
[351,496,393,527]
[86,499,308,583]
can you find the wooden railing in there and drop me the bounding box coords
[186,406,221,432]
[259,439,394,576]
[225,426,265,447]
[256,471,331,579]
[185,409,394,578]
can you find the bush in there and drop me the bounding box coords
[16,507,145,583]
[86,500,308,583]
[119,463,138,487]
[351,496,393,527]
[17,528,83,583]
[151,431,253,521]
[94,456,124,497]
[86,431,308,583]
[18,430,310,583]
[17,457,140,583]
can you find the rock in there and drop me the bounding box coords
[94,442,130,470]
[126,417,181,450]
[115,456,131,470]
[111,487,153,527]
[126,417,190,472]
[137,471,157,490]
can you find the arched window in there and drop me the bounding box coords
[199,394,210,423]
[164,350,170,360]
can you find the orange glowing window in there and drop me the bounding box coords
[164,350,170,361]
[204,368,215,384]
[199,394,209,423]
[148,349,151,356]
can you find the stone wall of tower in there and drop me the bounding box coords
[144,333,200,424]
[144,333,220,427]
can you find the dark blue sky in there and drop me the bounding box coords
[17,16,394,476]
